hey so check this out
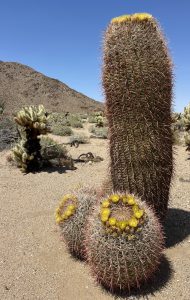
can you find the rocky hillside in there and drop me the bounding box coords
[0,61,103,115]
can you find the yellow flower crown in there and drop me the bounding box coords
[100,194,145,239]
[55,194,78,224]
[112,13,152,24]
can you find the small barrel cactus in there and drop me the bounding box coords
[85,192,164,291]
[55,186,98,260]
[103,13,173,220]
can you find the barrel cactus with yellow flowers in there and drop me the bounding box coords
[85,192,164,291]
[103,13,173,220]
[55,186,98,260]
[12,105,50,172]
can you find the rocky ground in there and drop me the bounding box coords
[0,132,190,300]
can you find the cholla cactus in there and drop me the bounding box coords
[12,140,34,172]
[95,115,104,127]
[85,192,164,292]
[103,13,173,220]
[183,104,190,152]
[12,105,50,172]
[55,186,97,260]
[184,132,190,151]
[183,104,190,131]
[14,105,50,132]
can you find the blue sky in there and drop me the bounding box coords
[0,0,189,112]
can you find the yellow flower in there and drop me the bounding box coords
[60,194,76,205]
[122,196,128,204]
[134,209,144,219]
[128,217,138,228]
[110,194,120,203]
[102,199,110,208]
[67,204,76,211]
[101,208,111,216]
[55,216,62,224]
[127,195,136,205]
[118,221,128,230]
[108,217,116,226]
[101,215,109,222]
[132,205,139,213]
[65,210,73,217]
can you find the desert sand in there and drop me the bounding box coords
[0,129,190,300]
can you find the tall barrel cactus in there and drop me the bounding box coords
[103,13,173,220]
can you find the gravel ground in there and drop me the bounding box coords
[0,135,189,300]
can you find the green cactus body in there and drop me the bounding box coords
[55,186,97,260]
[85,192,164,291]
[103,13,173,220]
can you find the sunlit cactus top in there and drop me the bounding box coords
[99,193,146,239]
[111,13,153,24]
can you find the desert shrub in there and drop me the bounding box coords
[70,119,83,128]
[184,133,190,148]
[68,115,83,128]
[52,124,73,136]
[40,136,68,160]
[0,116,19,151]
[172,130,182,145]
[79,113,88,120]
[0,129,19,151]
[48,113,83,129]
[69,134,89,145]
[0,116,17,131]
[40,136,74,168]
[48,113,71,127]
[89,126,108,139]
[172,112,185,132]
[88,115,97,123]
[0,100,5,114]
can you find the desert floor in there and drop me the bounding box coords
[0,130,190,300]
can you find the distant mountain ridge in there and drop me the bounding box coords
[0,61,104,115]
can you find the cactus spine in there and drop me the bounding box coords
[103,13,173,220]
[85,192,164,291]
